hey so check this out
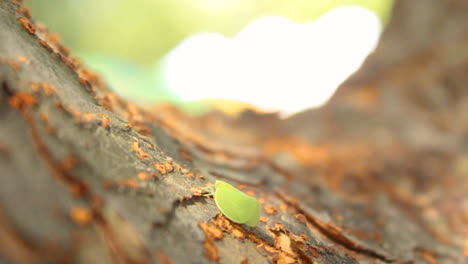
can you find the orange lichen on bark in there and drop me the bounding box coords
[30,82,57,96]
[264,138,330,167]
[213,215,232,231]
[98,113,111,128]
[0,57,21,71]
[69,184,87,198]
[8,92,37,110]
[41,82,56,96]
[30,82,40,92]
[191,187,204,196]
[199,222,223,240]
[70,207,93,225]
[418,249,438,264]
[155,251,173,264]
[307,246,321,258]
[17,56,30,66]
[132,141,150,160]
[203,240,219,262]
[82,113,97,122]
[39,39,53,52]
[345,84,380,109]
[39,111,49,123]
[164,162,174,173]
[258,198,266,205]
[17,6,31,18]
[179,147,192,161]
[61,154,79,171]
[186,172,195,178]
[295,214,307,224]
[137,172,149,181]
[264,205,277,215]
[118,179,138,189]
[260,217,269,223]
[231,226,245,239]
[18,16,35,34]
[154,163,167,175]
[277,204,287,212]
[199,222,222,261]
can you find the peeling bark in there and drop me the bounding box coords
[0,0,467,263]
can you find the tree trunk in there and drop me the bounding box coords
[0,0,466,263]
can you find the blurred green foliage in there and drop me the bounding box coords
[28,0,393,112]
[29,0,393,66]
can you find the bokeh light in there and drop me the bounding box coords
[28,0,393,116]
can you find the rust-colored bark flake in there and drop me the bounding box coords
[98,112,111,128]
[156,251,173,264]
[308,246,320,258]
[0,144,8,156]
[240,259,249,264]
[39,39,54,52]
[0,57,21,71]
[8,92,37,110]
[12,0,24,7]
[18,56,30,64]
[191,187,205,196]
[30,82,57,96]
[137,172,149,181]
[164,161,174,173]
[199,222,221,261]
[132,141,150,160]
[418,249,438,264]
[198,173,205,179]
[213,215,233,231]
[237,184,247,190]
[276,252,296,264]
[279,203,288,212]
[264,205,277,215]
[69,184,87,198]
[276,191,393,262]
[61,154,79,171]
[179,147,192,161]
[122,179,139,189]
[155,163,167,175]
[70,207,93,225]
[246,190,255,196]
[0,58,21,72]
[264,138,330,167]
[231,225,245,239]
[18,16,35,35]
[186,172,195,178]
[258,198,265,205]
[16,5,31,18]
[203,240,220,262]
[199,222,223,240]
[41,82,56,96]
[30,82,40,92]
[82,113,97,122]
[275,233,295,255]
[295,214,307,224]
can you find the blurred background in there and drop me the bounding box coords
[29,0,394,116]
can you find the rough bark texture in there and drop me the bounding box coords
[0,0,467,263]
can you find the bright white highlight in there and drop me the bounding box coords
[162,6,382,115]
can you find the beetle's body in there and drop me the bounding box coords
[214,180,261,227]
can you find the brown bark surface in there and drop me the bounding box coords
[0,0,467,263]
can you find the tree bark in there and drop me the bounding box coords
[0,0,466,263]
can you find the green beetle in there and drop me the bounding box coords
[208,180,261,227]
